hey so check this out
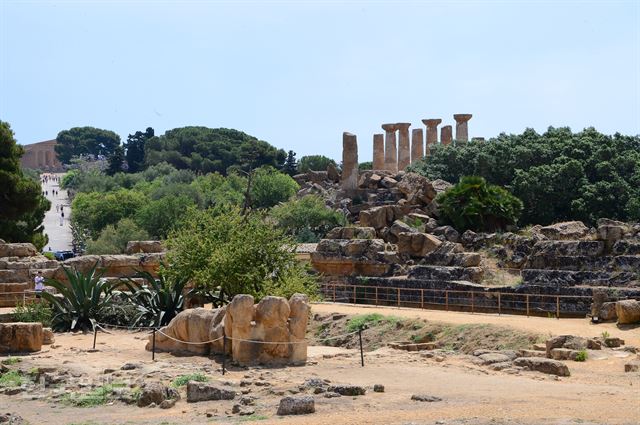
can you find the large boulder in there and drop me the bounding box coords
[512,357,570,376]
[277,396,315,415]
[253,296,291,361]
[288,294,310,363]
[397,172,437,204]
[396,232,442,257]
[125,241,164,254]
[545,335,588,358]
[539,221,588,240]
[616,300,640,325]
[186,382,236,402]
[0,322,43,353]
[0,243,38,258]
[359,206,395,229]
[137,382,179,407]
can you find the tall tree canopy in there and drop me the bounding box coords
[144,126,286,175]
[55,126,121,164]
[0,121,50,248]
[408,127,640,225]
[125,127,154,173]
[297,155,336,173]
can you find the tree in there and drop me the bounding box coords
[408,127,640,225]
[125,127,154,173]
[270,195,346,242]
[134,195,195,239]
[0,121,50,248]
[437,176,523,232]
[166,207,317,302]
[249,167,299,209]
[282,150,298,176]
[55,126,121,164]
[85,218,150,254]
[144,126,286,175]
[106,145,125,176]
[359,161,373,171]
[298,155,337,173]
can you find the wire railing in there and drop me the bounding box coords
[318,282,608,319]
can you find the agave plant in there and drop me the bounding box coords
[123,270,189,328]
[41,263,115,332]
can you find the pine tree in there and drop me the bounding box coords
[0,120,50,248]
[106,145,125,176]
[282,150,298,176]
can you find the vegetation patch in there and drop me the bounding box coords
[13,300,53,327]
[0,357,21,365]
[345,313,402,332]
[575,349,588,362]
[61,384,117,407]
[171,373,209,387]
[0,370,24,388]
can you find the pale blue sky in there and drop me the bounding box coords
[1,0,639,162]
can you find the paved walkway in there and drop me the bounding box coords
[41,173,73,253]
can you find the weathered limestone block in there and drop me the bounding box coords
[372,134,385,170]
[397,172,436,204]
[539,221,588,240]
[125,240,164,254]
[288,294,310,363]
[0,322,43,353]
[397,232,442,257]
[341,132,359,194]
[42,327,55,345]
[0,243,38,258]
[599,302,618,321]
[545,335,588,358]
[253,296,291,361]
[277,395,315,415]
[148,307,226,355]
[359,205,395,229]
[227,294,256,364]
[327,163,340,183]
[616,300,640,325]
[325,227,376,240]
[440,125,453,145]
[512,357,570,376]
[187,382,236,402]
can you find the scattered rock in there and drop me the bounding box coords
[411,394,442,402]
[186,382,236,402]
[477,353,511,365]
[604,337,625,348]
[0,322,43,353]
[624,361,639,372]
[373,384,385,393]
[512,357,570,376]
[539,221,588,240]
[121,363,139,370]
[42,328,55,345]
[324,392,341,398]
[549,348,579,361]
[277,396,315,415]
[545,335,588,357]
[159,399,176,409]
[327,385,366,396]
[137,383,179,407]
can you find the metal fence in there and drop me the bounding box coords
[319,282,600,318]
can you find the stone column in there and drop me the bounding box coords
[381,124,397,173]
[372,134,385,170]
[441,125,453,145]
[396,123,411,170]
[342,132,359,193]
[37,150,44,167]
[453,114,472,142]
[411,128,424,164]
[45,151,52,167]
[422,119,442,155]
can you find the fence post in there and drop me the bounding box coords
[93,327,98,350]
[556,296,560,320]
[471,291,475,314]
[445,291,449,311]
[526,294,530,317]
[420,289,424,309]
[353,286,356,304]
[152,328,156,361]
[375,287,378,306]
[397,288,400,307]
[222,329,227,375]
[333,283,336,302]
[358,327,364,367]
[498,292,501,316]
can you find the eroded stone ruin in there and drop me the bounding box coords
[148,294,310,366]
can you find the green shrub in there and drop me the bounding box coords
[85,218,150,255]
[270,195,346,242]
[13,300,53,327]
[62,384,117,407]
[249,167,299,209]
[0,370,24,388]
[43,251,55,260]
[346,314,401,332]
[171,373,208,387]
[0,357,21,365]
[436,176,523,232]
[575,349,588,362]
[41,263,116,331]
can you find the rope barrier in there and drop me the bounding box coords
[155,329,225,345]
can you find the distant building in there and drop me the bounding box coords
[20,139,64,171]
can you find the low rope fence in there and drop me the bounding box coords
[90,322,370,373]
[319,282,605,319]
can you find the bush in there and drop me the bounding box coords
[171,373,208,387]
[436,176,523,232]
[250,167,299,209]
[166,207,317,303]
[270,195,346,242]
[575,349,588,362]
[43,251,55,260]
[13,300,53,327]
[298,155,336,173]
[85,218,150,254]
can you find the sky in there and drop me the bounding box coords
[1,0,639,162]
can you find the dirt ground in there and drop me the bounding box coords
[1,303,639,425]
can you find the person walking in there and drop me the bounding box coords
[34,271,45,294]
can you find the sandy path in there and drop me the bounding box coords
[311,302,640,346]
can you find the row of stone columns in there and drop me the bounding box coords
[373,114,472,172]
